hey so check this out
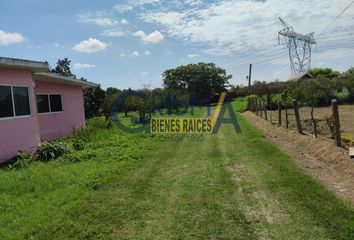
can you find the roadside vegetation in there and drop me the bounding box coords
[230,67,354,106]
[0,101,353,239]
[1,59,352,239]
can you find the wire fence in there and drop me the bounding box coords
[249,97,354,149]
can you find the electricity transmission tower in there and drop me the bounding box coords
[278,17,317,77]
[139,79,152,90]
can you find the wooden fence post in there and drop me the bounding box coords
[285,107,289,129]
[248,96,253,111]
[293,99,303,134]
[278,102,282,126]
[264,104,268,121]
[331,99,341,147]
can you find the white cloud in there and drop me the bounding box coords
[133,30,164,43]
[144,50,151,56]
[142,0,354,57]
[92,18,117,27]
[130,51,140,57]
[121,19,128,24]
[0,30,24,45]
[78,13,118,27]
[184,0,201,5]
[114,0,160,13]
[187,54,198,58]
[72,38,108,53]
[140,72,149,76]
[73,63,96,69]
[101,29,126,37]
[142,11,185,25]
[120,53,126,58]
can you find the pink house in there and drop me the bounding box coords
[0,57,98,162]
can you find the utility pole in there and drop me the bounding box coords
[248,64,252,93]
[247,64,252,111]
[246,76,249,93]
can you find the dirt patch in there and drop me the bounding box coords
[228,163,288,239]
[243,111,354,202]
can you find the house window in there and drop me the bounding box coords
[0,85,31,119]
[13,87,31,116]
[36,94,63,113]
[50,95,63,112]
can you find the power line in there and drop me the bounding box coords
[221,37,353,72]
[317,0,354,38]
[217,33,353,69]
[226,44,354,74]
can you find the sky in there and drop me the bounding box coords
[0,0,353,90]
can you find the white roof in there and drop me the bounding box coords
[0,56,99,87]
[33,72,99,87]
[0,57,50,73]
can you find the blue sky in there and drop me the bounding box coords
[1,0,353,90]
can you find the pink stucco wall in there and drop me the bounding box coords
[0,68,40,162]
[35,81,86,141]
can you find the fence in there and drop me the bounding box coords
[249,97,349,148]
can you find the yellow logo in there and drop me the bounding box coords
[150,92,227,134]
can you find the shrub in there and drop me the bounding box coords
[334,92,350,104]
[341,135,354,146]
[74,117,115,142]
[86,117,114,131]
[8,152,34,170]
[37,141,69,161]
[73,139,85,151]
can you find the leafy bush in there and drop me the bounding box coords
[73,139,85,151]
[87,117,114,130]
[334,92,350,104]
[74,117,115,142]
[8,152,34,170]
[37,141,69,161]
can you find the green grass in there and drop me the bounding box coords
[0,99,352,239]
[231,97,248,112]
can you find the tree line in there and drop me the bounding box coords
[51,59,231,122]
[52,58,354,123]
[230,67,354,108]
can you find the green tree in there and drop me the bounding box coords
[52,58,76,78]
[307,68,340,79]
[135,90,153,123]
[162,63,231,102]
[299,79,325,137]
[106,87,121,96]
[83,86,105,119]
[119,90,152,123]
[340,67,354,100]
[103,88,121,120]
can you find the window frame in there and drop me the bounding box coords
[0,84,32,120]
[36,93,64,115]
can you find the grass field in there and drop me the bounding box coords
[0,99,353,239]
